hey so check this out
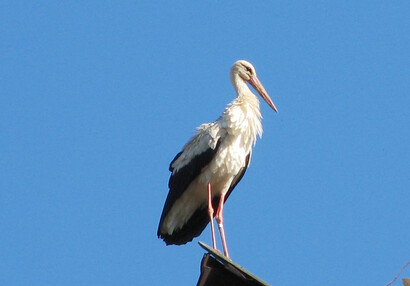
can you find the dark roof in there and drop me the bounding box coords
[197,242,271,286]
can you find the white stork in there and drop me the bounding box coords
[157,60,277,258]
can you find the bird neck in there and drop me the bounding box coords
[231,73,252,98]
[224,74,263,145]
[231,74,260,111]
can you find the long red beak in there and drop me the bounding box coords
[248,76,278,112]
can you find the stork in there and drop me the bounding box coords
[157,60,277,258]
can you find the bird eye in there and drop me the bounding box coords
[245,66,252,74]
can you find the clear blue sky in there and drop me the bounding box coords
[1,1,409,285]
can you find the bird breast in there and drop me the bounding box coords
[222,95,263,149]
[198,101,262,191]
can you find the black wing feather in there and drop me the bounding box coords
[158,151,251,245]
[157,140,221,243]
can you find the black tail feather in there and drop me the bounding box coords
[158,196,221,245]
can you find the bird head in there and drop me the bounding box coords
[231,60,278,112]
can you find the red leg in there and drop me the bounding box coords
[207,183,217,250]
[215,192,230,259]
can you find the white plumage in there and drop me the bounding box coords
[158,60,277,258]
